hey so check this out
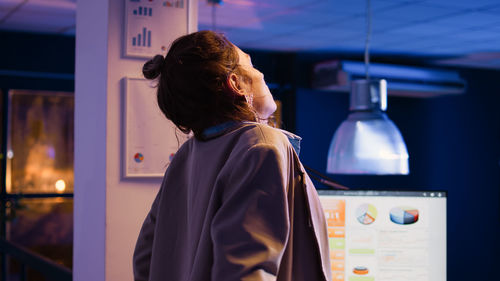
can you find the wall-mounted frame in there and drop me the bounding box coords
[123,77,189,177]
[7,90,74,194]
[124,0,193,58]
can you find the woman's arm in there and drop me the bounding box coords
[133,188,162,281]
[211,143,290,281]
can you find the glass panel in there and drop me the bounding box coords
[1,89,5,198]
[1,89,3,184]
[7,90,74,194]
[6,197,73,270]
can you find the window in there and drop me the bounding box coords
[2,90,74,280]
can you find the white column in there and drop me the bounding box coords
[74,1,197,280]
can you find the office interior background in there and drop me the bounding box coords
[0,0,499,280]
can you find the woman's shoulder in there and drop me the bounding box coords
[237,122,290,147]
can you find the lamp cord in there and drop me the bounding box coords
[303,164,350,190]
[211,4,217,31]
[364,0,372,81]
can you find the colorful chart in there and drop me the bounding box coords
[132,6,153,16]
[356,203,378,225]
[353,266,369,275]
[125,0,189,58]
[164,0,184,8]
[132,27,152,47]
[134,153,144,163]
[389,206,419,225]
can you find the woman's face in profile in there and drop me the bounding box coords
[235,46,277,120]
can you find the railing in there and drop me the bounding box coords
[0,192,74,281]
[0,238,72,281]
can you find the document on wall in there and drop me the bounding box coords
[123,77,190,177]
[124,0,192,58]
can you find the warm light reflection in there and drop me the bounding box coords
[9,90,74,194]
[55,179,66,193]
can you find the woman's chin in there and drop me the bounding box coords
[258,109,277,122]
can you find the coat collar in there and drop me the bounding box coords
[200,121,241,140]
[201,121,302,156]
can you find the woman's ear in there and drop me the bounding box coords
[226,73,245,96]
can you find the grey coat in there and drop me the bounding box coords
[133,123,332,281]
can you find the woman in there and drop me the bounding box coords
[133,30,331,281]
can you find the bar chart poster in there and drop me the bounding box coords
[124,0,190,58]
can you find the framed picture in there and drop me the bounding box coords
[7,90,74,194]
[124,0,194,58]
[123,77,189,177]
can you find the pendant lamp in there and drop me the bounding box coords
[326,79,409,174]
[326,0,409,175]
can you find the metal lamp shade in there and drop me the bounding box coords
[326,80,409,175]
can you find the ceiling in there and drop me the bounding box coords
[1,0,500,69]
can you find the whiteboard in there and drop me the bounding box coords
[123,77,190,177]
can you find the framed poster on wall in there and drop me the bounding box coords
[123,77,190,177]
[124,0,194,58]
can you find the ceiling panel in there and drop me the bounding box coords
[448,29,500,41]
[0,0,75,33]
[301,0,405,16]
[375,3,459,22]
[480,4,500,15]
[199,1,264,29]
[0,0,23,19]
[243,36,324,51]
[293,27,363,41]
[375,23,462,37]
[417,0,500,9]
[0,0,499,68]
[330,16,405,33]
[429,12,500,29]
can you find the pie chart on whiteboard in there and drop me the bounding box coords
[390,206,419,225]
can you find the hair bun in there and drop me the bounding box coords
[143,55,165,79]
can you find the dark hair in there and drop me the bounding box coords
[143,30,256,140]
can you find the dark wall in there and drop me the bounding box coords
[0,31,75,91]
